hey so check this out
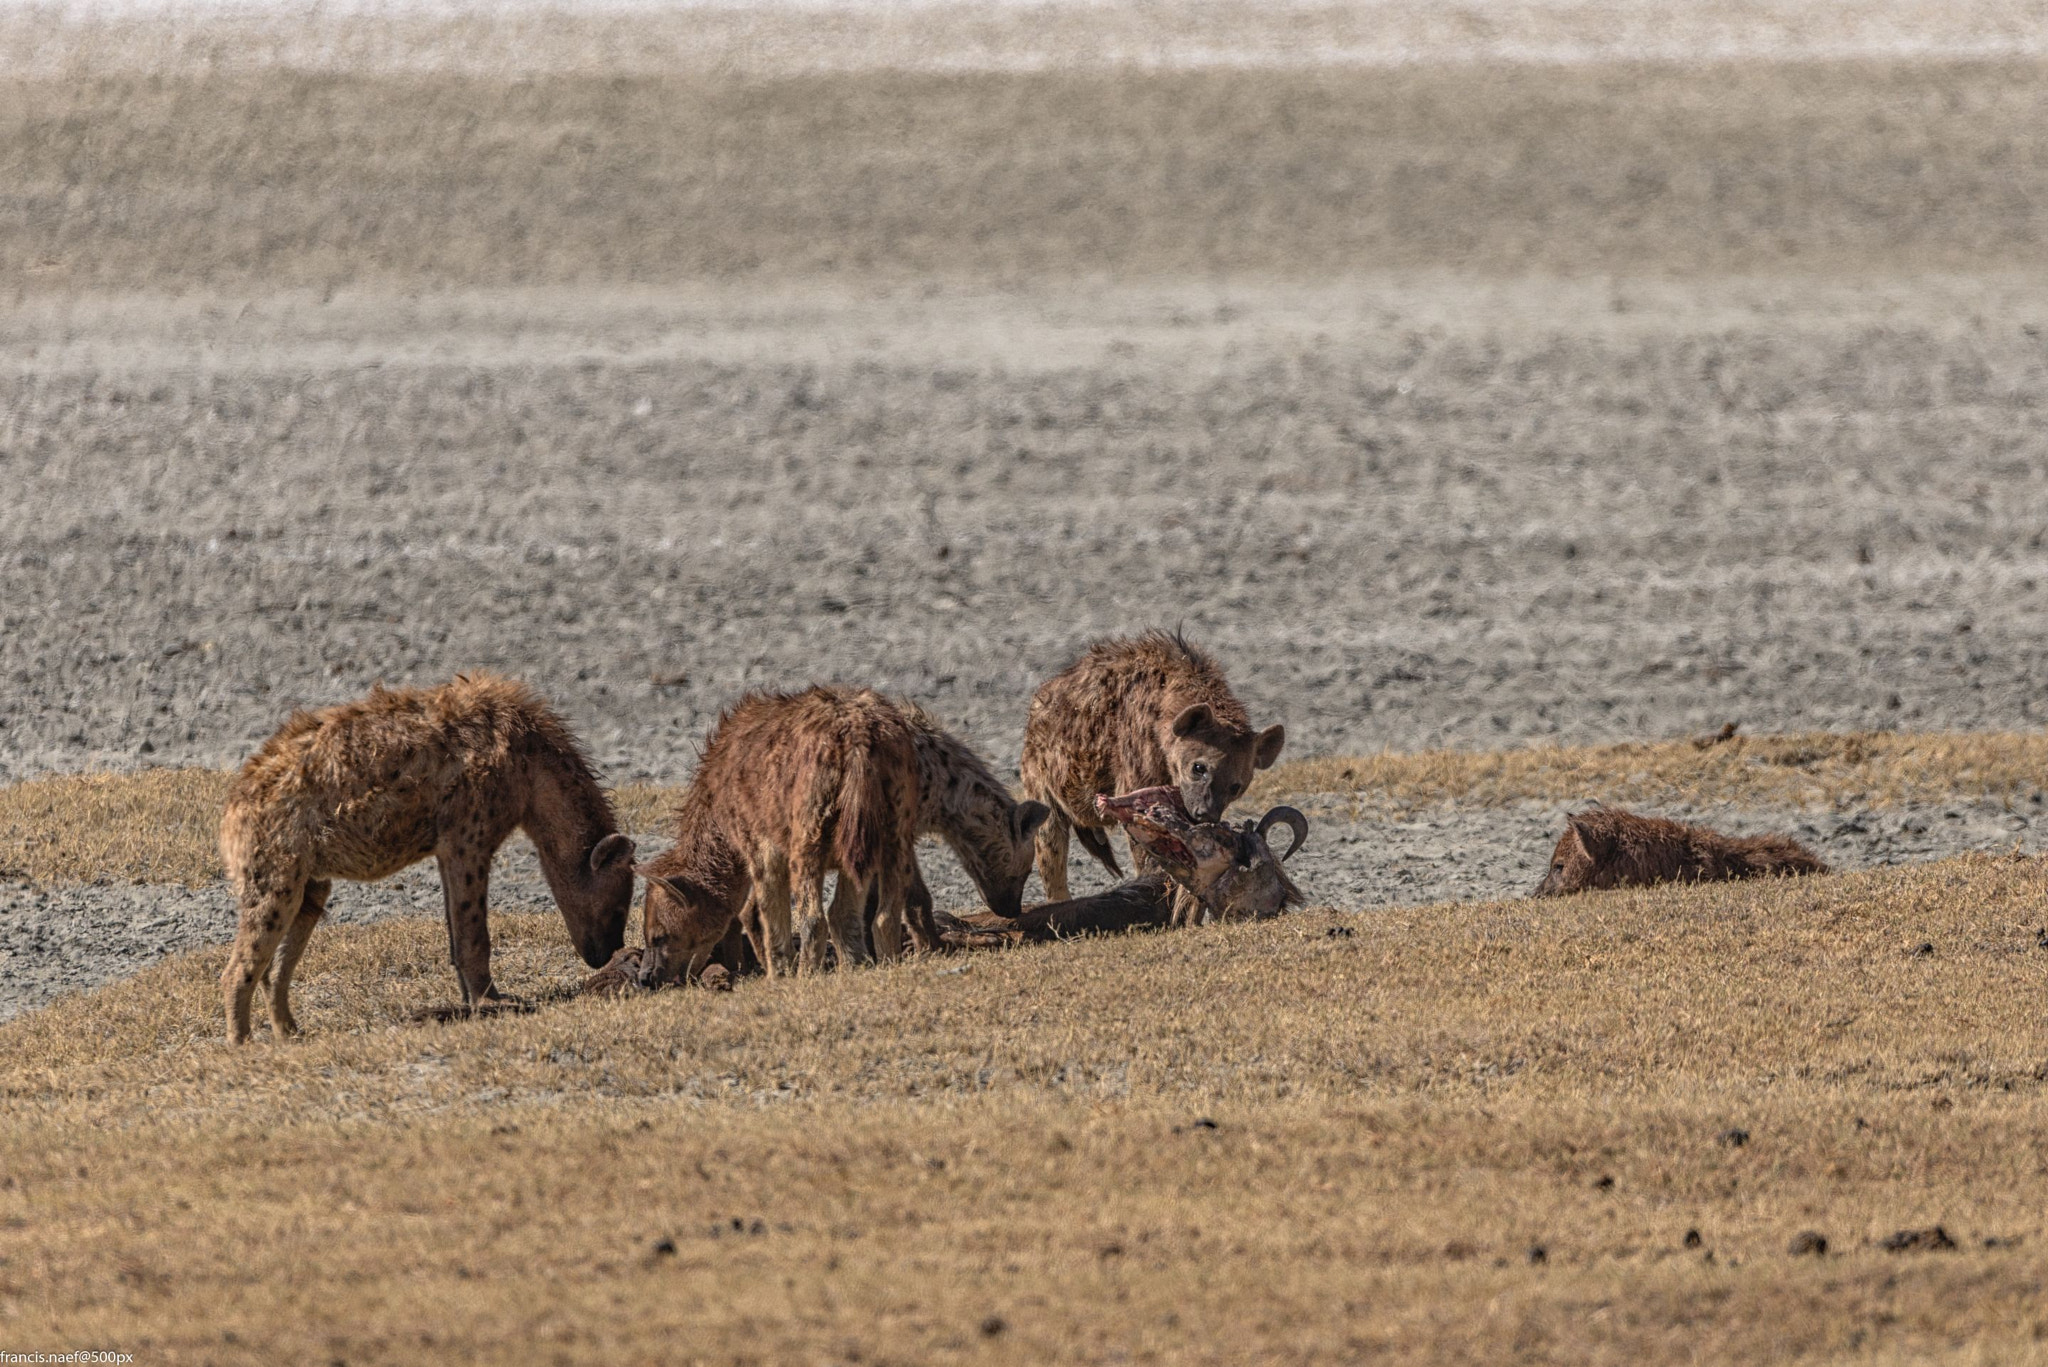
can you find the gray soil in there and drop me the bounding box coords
[6,41,2048,1021]
[7,273,2048,786]
[6,798,2039,1022]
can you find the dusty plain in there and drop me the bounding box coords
[5,4,2048,1362]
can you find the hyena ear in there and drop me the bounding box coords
[1566,814,1607,857]
[590,832,635,873]
[1170,703,1214,739]
[1252,723,1286,769]
[1014,800,1052,843]
[634,866,692,904]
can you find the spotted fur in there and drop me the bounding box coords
[1534,807,1828,896]
[218,673,635,1043]
[1019,630,1284,901]
[636,686,921,985]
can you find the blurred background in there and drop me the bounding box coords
[5,0,2047,782]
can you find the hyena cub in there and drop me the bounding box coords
[1534,807,1828,896]
[634,686,920,986]
[1020,630,1285,901]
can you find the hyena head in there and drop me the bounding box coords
[634,867,738,987]
[1165,704,1286,822]
[1534,815,1605,897]
[955,796,1052,919]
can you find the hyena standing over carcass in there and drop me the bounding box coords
[744,699,1051,962]
[633,686,921,986]
[1020,630,1285,902]
[218,674,637,1043]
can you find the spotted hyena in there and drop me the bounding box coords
[219,674,636,1043]
[634,686,921,985]
[1533,807,1828,896]
[1020,630,1284,901]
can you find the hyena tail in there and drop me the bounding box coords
[833,740,894,885]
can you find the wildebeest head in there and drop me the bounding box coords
[1163,704,1286,822]
[1096,786,1308,921]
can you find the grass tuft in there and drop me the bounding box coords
[0,768,231,885]
[4,855,2048,1360]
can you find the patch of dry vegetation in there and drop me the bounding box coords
[6,733,2038,887]
[5,856,2048,1361]
[0,768,230,886]
[1258,730,2048,814]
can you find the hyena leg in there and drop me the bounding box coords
[825,875,874,968]
[437,851,501,1007]
[869,857,910,963]
[736,889,772,972]
[1035,806,1074,904]
[750,848,797,979]
[267,878,331,1038]
[898,862,938,953]
[710,915,754,979]
[793,855,833,976]
[220,873,305,1045]
[859,866,936,953]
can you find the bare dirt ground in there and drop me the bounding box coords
[8,273,2048,784]
[6,53,2048,786]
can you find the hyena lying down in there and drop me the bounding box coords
[1533,806,1828,896]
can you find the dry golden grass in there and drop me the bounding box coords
[0,768,231,886]
[6,732,2039,886]
[5,855,2048,1361]
[1258,730,2048,814]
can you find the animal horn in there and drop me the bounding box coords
[1255,806,1309,861]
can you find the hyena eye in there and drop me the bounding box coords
[1191,762,1209,777]
[1552,862,1564,872]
